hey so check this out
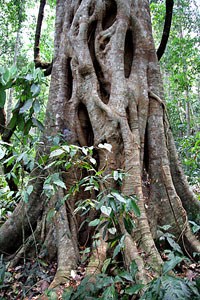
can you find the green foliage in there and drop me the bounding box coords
[0,63,45,134]
[141,274,199,300]
[61,261,143,300]
[151,0,200,184]
[60,253,200,299]
[43,142,139,257]
[177,132,200,184]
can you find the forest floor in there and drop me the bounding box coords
[0,184,200,299]
[0,245,200,299]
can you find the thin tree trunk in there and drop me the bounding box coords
[6,20,21,123]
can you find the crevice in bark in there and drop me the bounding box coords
[124,29,134,78]
[78,103,94,146]
[126,107,131,130]
[88,0,95,17]
[102,0,117,30]
[66,58,73,101]
[143,125,149,172]
[87,20,110,104]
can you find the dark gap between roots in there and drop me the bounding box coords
[88,1,95,17]
[88,21,110,104]
[124,29,135,78]
[126,107,132,130]
[66,58,73,101]
[102,0,117,30]
[143,124,149,173]
[78,103,94,146]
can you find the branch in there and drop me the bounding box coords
[0,108,6,134]
[156,0,174,61]
[34,0,52,75]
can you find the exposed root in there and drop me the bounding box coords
[86,236,107,275]
[50,189,79,288]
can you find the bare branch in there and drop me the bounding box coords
[34,0,52,75]
[157,0,174,61]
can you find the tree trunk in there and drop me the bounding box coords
[0,0,199,288]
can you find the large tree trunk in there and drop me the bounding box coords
[0,0,200,288]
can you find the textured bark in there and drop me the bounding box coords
[0,0,199,288]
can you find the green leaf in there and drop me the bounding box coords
[10,65,18,77]
[22,191,29,203]
[166,237,183,254]
[33,99,40,113]
[25,73,33,81]
[125,284,144,295]
[82,147,88,155]
[8,113,17,130]
[26,185,33,195]
[88,219,100,227]
[0,148,6,160]
[101,285,117,299]
[31,83,40,97]
[53,179,66,189]
[17,115,25,131]
[118,270,133,281]
[19,99,33,114]
[50,148,65,158]
[113,170,119,181]
[47,209,56,222]
[128,198,140,217]
[24,119,33,135]
[102,258,112,273]
[2,69,10,85]
[32,118,44,131]
[161,275,194,300]
[163,256,184,274]
[89,157,96,165]
[62,145,70,153]
[130,260,138,278]
[113,244,121,258]
[3,155,15,166]
[123,217,135,234]
[108,227,117,235]
[111,191,126,203]
[98,143,112,152]
[0,89,6,108]
[62,287,73,300]
[101,205,112,216]
[189,221,200,234]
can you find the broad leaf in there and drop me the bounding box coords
[31,83,40,97]
[50,148,65,158]
[113,244,121,258]
[113,170,119,180]
[26,185,33,195]
[111,191,126,203]
[101,205,112,216]
[163,256,184,274]
[32,118,44,131]
[88,219,100,227]
[19,99,33,114]
[108,227,117,235]
[33,99,40,113]
[0,148,6,160]
[125,284,144,295]
[98,143,112,152]
[53,179,66,189]
[102,258,112,273]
